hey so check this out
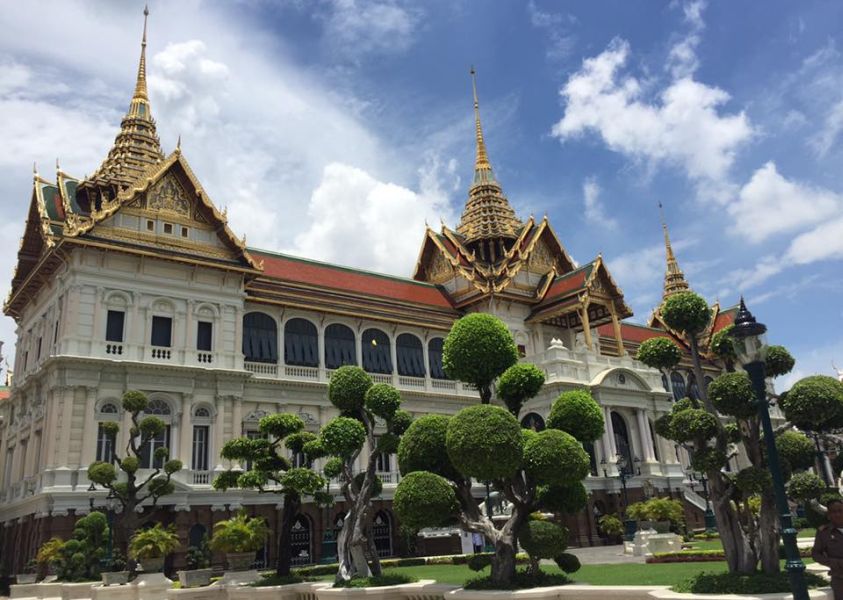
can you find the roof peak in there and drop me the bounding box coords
[658,202,690,300]
[470,66,492,176]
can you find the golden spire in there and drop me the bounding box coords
[659,202,690,299]
[456,68,521,249]
[85,5,163,189]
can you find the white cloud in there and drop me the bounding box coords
[809,99,843,158]
[729,162,842,243]
[289,158,458,276]
[666,0,706,79]
[319,0,421,62]
[786,216,843,265]
[582,177,618,229]
[527,1,578,61]
[551,38,752,202]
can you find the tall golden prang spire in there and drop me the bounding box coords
[659,202,690,300]
[470,66,491,172]
[133,5,150,102]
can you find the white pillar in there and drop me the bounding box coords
[603,406,617,457]
[636,409,656,462]
[214,395,226,471]
[179,394,192,466]
[80,387,98,465]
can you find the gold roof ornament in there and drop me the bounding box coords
[85,5,164,190]
[456,68,521,247]
[659,202,690,300]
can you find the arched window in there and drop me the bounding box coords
[611,411,634,474]
[428,338,447,379]
[324,324,356,369]
[243,313,278,364]
[688,374,701,401]
[284,318,318,367]
[520,413,545,431]
[194,406,211,418]
[362,329,392,374]
[372,511,393,558]
[290,515,312,566]
[396,334,425,377]
[649,419,661,462]
[670,371,686,401]
[145,398,172,415]
[661,373,670,393]
[188,524,207,549]
[100,402,119,415]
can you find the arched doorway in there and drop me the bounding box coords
[188,524,207,549]
[520,413,545,431]
[611,412,634,473]
[372,511,393,558]
[290,515,312,566]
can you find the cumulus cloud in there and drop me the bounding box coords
[582,177,617,229]
[551,38,752,202]
[666,0,706,78]
[319,0,421,62]
[729,162,842,243]
[527,1,578,61]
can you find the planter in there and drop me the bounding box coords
[317,580,442,600]
[447,585,668,600]
[102,571,131,586]
[93,582,136,600]
[61,581,99,600]
[138,556,165,573]
[228,582,329,600]
[639,520,655,531]
[167,582,225,600]
[225,552,254,571]
[653,521,672,534]
[649,588,833,600]
[16,574,38,584]
[178,568,213,589]
[10,582,62,599]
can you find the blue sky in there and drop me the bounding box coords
[1,0,842,388]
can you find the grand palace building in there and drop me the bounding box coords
[0,14,743,571]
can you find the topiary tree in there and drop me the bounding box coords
[442,313,518,403]
[86,390,182,554]
[497,363,545,417]
[394,315,602,586]
[212,412,328,576]
[517,520,569,574]
[636,337,682,391]
[54,512,109,582]
[315,367,410,583]
[776,431,815,472]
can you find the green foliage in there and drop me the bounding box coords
[323,457,344,479]
[328,366,373,412]
[646,498,684,526]
[781,375,843,431]
[723,423,741,444]
[598,514,624,537]
[54,512,108,582]
[786,471,826,502]
[653,414,675,440]
[626,502,648,521]
[709,325,737,363]
[260,413,304,438]
[464,570,571,591]
[670,409,718,443]
[153,446,170,463]
[446,404,523,481]
[209,512,268,554]
[377,433,399,454]
[398,414,461,481]
[138,416,166,440]
[121,390,148,413]
[673,571,827,594]
[496,363,545,416]
[776,431,815,472]
[708,372,756,419]
[185,536,212,570]
[546,389,604,443]
[87,461,117,485]
[517,521,569,560]
[164,459,183,475]
[807,491,842,529]
[352,472,383,498]
[35,537,64,566]
[390,410,413,435]
[321,416,366,458]
[147,476,175,497]
[333,572,418,588]
[636,337,682,371]
[735,467,771,495]
[554,553,581,574]
[365,384,402,420]
[285,431,317,454]
[212,470,243,491]
[522,429,589,485]
[301,439,326,461]
[100,421,120,437]
[280,467,326,495]
[690,447,728,472]
[467,554,492,572]
[129,524,180,560]
[672,398,694,413]
[120,456,139,473]
[442,313,518,392]
[660,292,712,336]
[394,471,458,530]
[536,482,588,515]
[765,345,795,378]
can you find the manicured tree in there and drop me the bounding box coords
[394,315,603,587]
[442,313,518,403]
[212,413,328,576]
[636,336,682,394]
[316,366,410,583]
[710,325,737,372]
[86,390,182,550]
[497,363,545,417]
[54,512,109,581]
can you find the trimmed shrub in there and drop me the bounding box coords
[260,413,304,438]
[708,372,756,419]
[393,471,458,531]
[709,325,736,363]
[735,466,772,495]
[522,429,589,485]
[536,482,588,515]
[397,414,460,480]
[442,314,518,389]
[786,471,826,502]
[365,384,401,420]
[691,447,728,472]
[781,375,843,431]
[328,366,373,412]
[766,345,795,378]
[660,292,712,336]
[636,337,682,371]
[497,363,545,416]
[517,521,568,559]
[546,389,605,443]
[673,571,826,594]
[321,416,366,459]
[670,409,718,442]
[122,390,148,413]
[776,431,815,472]
[554,553,581,573]
[446,404,523,481]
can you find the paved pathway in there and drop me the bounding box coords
[566,544,645,565]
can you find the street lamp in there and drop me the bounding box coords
[732,298,808,600]
[687,469,716,533]
[87,482,97,510]
[319,481,337,564]
[105,489,118,566]
[615,454,636,541]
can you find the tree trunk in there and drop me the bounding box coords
[709,471,757,573]
[366,523,382,576]
[490,537,517,585]
[276,493,299,577]
[758,491,780,574]
[479,385,492,404]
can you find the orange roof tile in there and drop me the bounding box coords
[597,322,671,343]
[252,250,455,309]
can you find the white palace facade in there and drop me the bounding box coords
[0,14,738,571]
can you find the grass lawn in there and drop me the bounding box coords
[799,528,817,539]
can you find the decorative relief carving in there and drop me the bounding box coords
[427,251,454,283]
[148,174,190,216]
[528,240,554,273]
[297,411,317,425]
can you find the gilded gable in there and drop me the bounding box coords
[147,174,190,215]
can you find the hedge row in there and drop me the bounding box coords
[291,553,530,576]
[647,546,812,564]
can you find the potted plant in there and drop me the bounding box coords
[101,551,129,586]
[178,535,213,588]
[128,524,180,574]
[598,514,624,544]
[209,512,268,571]
[35,537,63,581]
[646,498,684,534]
[15,559,38,584]
[626,502,652,531]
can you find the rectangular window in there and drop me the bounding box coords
[33,432,42,473]
[139,426,171,469]
[147,220,155,232]
[3,447,13,489]
[151,316,172,347]
[18,439,28,479]
[163,223,173,235]
[96,423,116,463]
[197,321,213,351]
[181,226,189,238]
[36,337,42,359]
[192,426,209,471]
[106,310,125,342]
[291,451,307,468]
[53,318,60,345]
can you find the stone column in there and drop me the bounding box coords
[179,394,192,467]
[231,397,243,469]
[214,395,226,471]
[57,387,75,469]
[80,387,98,466]
[603,406,617,457]
[636,409,656,462]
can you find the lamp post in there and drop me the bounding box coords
[732,298,808,600]
[687,469,716,532]
[319,481,337,564]
[105,489,117,566]
[87,482,97,511]
[615,454,636,541]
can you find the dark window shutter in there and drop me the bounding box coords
[106,310,125,342]
[428,338,446,379]
[197,321,213,351]
[151,316,172,347]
